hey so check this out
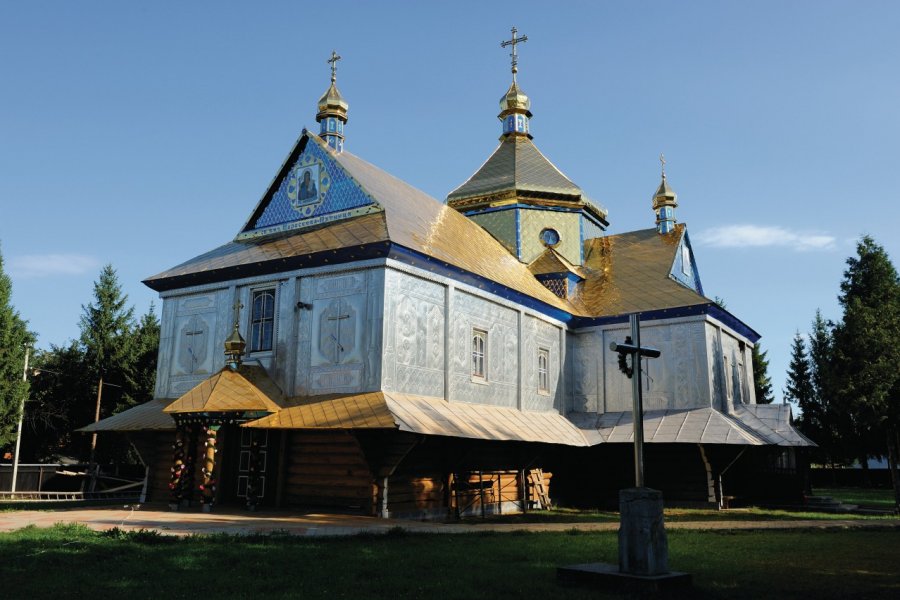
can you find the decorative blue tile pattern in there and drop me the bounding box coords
[503,114,530,135]
[248,139,376,233]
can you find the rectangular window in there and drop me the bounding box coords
[537,348,550,393]
[250,289,276,352]
[682,244,691,276]
[472,329,487,380]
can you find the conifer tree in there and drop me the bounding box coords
[784,331,815,417]
[831,236,900,503]
[805,310,842,465]
[751,344,774,404]
[78,265,135,459]
[0,245,35,449]
[120,303,160,412]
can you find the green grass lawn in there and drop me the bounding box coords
[2,524,898,599]
[814,486,897,509]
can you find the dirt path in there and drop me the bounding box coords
[2,505,898,537]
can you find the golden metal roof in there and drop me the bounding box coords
[163,365,285,414]
[528,247,585,278]
[242,392,396,429]
[77,398,176,432]
[245,391,589,447]
[569,224,710,317]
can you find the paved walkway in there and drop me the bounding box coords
[1,504,898,537]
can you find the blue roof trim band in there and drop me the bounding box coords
[572,303,760,342]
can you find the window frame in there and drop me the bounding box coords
[537,347,550,394]
[471,328,488,382]
[248,287,277,354]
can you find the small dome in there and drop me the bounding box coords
[316,81,349,122]
[499,81,532,115]
[652,176,677,210]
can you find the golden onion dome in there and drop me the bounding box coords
[652,176,678,210]
[316,81,349,121]
[499,81,532,116]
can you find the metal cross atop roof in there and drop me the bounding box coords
[328,50,341,83]
[501,27,528,81]
[660,153,667,179]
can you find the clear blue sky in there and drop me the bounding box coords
[2,1,898,404]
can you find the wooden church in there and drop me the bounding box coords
[83,37,812,517]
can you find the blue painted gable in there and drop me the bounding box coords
[236,133,381,240]
[669,230,704,296]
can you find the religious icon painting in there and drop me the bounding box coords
[287,154,330,216]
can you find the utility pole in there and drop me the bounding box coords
[90,375,103,464]
[10,344,30,493]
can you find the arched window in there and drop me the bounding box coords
[472,329,487,380]
[250,289,276,352]
[538,348,550,393]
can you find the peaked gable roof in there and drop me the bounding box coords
[144,132,573,314]
[528,247,585,278]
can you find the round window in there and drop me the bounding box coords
[540,228,561,247]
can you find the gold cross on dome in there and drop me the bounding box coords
[501,27,528,81]
[232,300,243,327]
[327,50,342,83]
[659,153,666,178]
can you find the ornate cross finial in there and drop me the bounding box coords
[231,300,243,327]
[501,27,528,82]
[327,50,341,83]
[659,153,666,179]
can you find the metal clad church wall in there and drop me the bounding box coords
[382,270,445,398]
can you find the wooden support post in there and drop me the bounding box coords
[246,431,261,511]
[520,468,528,513]
[479,470,486,518]
[182,425,197,505]
[168,425,187,509]
[200,424,220,512]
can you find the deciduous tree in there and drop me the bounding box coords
[0,245,35,450]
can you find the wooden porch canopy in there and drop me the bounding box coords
[163,365,285,415]
[243,391,589,447]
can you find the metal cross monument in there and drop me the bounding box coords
[610,314,661,488]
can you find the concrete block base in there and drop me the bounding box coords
[557,562,692,593]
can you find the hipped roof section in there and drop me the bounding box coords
[446,136,607,222]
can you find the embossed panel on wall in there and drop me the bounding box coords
[382,270,445,398]
[167,291,222,398]
[306,271,370,394]
[522,315,562,412]
[450,291,517,408]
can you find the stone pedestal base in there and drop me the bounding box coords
[557,562,692,592]
[557,487,692,592]
[619,487,668,575]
